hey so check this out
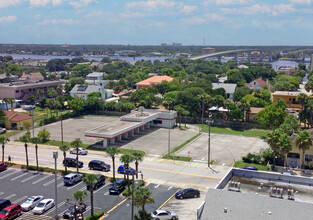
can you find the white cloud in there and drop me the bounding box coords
[221,4,294,16]
[203,0,254,6]
[0,0,22,8]
[0,16,18,23]
[181,13,224,25]
[126,0,178,11]
[179,5,198,14]
[38,19,81,25]
[289,0,312,4]
[69,0,96,9]
[29,0,63,6]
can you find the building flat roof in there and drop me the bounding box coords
[136,75,173,86]
[0,80,64,88]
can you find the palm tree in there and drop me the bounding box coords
[59,145,70,175]
[37,89,44,99]
[132,151,144,179]
[295,130,313,169]
[83,174,98,217]
[105,146,119,181]
[47,88,57,99]
[30,137,40,171]
[72,190,87,220]
[297,93,308,109]
[2,97,10,110]
[277,133,292,167]
[20,134,30,170]
[133,187,155,220]
[8,97,15,110]
[266,128,284,167]
[0,137,9,162]
[120,154,134,192]
[71,138,82,173]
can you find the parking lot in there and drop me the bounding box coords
[0,168,182,220]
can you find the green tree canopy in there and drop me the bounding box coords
[257,99,288,128]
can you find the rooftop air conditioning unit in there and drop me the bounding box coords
[227,181,241,192]
[269,187,283,198]
[287,188,295,200]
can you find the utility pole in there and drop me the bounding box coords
[53,152,58,220]
[168,111,171,156]
[60,110,63,145]
[206,114,214,167]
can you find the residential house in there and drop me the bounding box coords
[212,83,237,100]
[136,75,174,90]
[20,72,44,81]
[247,107,264,121]
[3,110,32,130]
[276,66,297,75]
[245,78,269,90]
[272,91,305,111]
[202,47,215,54]
[70,84,113,100]
[85,72,109,88]
[0,80,64,101]
[237,64,249,69]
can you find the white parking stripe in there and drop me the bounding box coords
[94,183,109,193]
[21,175,38,183]
[13,195,28,204]
[45,202,65,215]
[0,170,19,179]
[43,176,62,186]
[57,182,64,188]
[32,175,51,184]
[66,181,83,190]
[83,206,91,214]
[11,172,29,181]
[4,194,16,200]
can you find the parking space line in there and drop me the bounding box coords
[43,176,62,186]
[32,175,51,184]
[0,169,19,179]
[83,206,91,214]
[106,198,128,214]
[11,172,29,181]
[66,181,83,190]
[13,195,28,204]
[94,183,109,193]
[21,174,38,183]
[158,189,181,210]
[45,202,65,216]
[4,194,16,200]
[57,182,64,188]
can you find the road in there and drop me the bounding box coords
[3,143,230,189]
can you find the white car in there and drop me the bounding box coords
[151,209,178,220]
[21,195,44,211]
[70,148,88,155]
[33,199,55,214]
[0,127,6,134]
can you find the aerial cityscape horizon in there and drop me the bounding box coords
[1,0,313,45]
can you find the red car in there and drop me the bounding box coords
[0,204,22,220]
[0,162,7,172]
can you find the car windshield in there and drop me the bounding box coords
[153,211,158,215]
[25,199,34,203]
[0,210,9,215]
[68,206,75,212]
[64,177,70,180]
[37,202,45,208]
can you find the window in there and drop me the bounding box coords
[227,94,230,99]
[16,90,19,93]
[305,154,313,162]
[153,120,162,124]
[29,88,32,92]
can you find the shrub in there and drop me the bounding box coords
[85,210,104,220]
[242,148,274,165]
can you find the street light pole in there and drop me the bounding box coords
[53,151,58,220]
[32,110,34,138]
[60,110,63,145]
[201,97,204,124]
[168,111,171,156]
[206,114,214,167]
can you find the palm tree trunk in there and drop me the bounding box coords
[35,144,39,172]
[284,153,287,168]
[123,163,126,180]
[302,149,306,169]
[25,143,29,170]
[2,144,4,162]
[76,147,79,173]
[142,204,145,220]
[91,190,94,216]
[112,157,115,181]
[126,164,130,193]
[64,152,67,175]
[135,161,138,179]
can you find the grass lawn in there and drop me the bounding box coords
[87,145,145,155]
[0,131,20,139]
[233,161,269,171]
[197,124,268,138]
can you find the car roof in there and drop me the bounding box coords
[96,174,104,178]
[155,209,167,213]
[65,173,79,177]
[41,199,53,203]
[3,204,20,210]
[90,160,102,163]
[29,196,42,199]
[0,199,9,203]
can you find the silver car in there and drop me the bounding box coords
[70,148,88,155]
[151,209,178,220]
[21,196,44,211]
[33,199,54,214]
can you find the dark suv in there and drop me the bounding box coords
[62,203,86,219]
[0,200,11,212]
[88,160,110,171]
[86,174,106,190]
[63,158,83,168]
[109,178,128,195]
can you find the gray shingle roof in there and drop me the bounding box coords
[212,83,237,94]
[70,84,102,94]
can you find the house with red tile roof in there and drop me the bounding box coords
[20,72,44,81]
[136,75,174,90]
[4,110,32,130]
[245,78,269,90]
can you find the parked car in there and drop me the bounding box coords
[151,209,178,220]
[63,158,83,168]
[117,165,135,174]
[62,203,86,219]
[175,188,200,199]
[64,173,83,186]
[33,199,55,214]
[21,196,44,211]
[70,148,88,155]
[0,200,11,212]
[86,174,105,191]
[88,160,110,171]
[0,204,22,219]
[22,105,36,111]
[0,162,7,172]
[0,128,6,134]
[243,166,258,171]
[109,178,128,195]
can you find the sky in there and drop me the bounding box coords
[0,0,313,46]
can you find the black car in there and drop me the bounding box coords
[0,200,11,212]
[175,188,200,199]
[88,160,110,171]
[62,203,86,219]
[109,178,128,195]
[63,158,83,168]
[86,174,106,190]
